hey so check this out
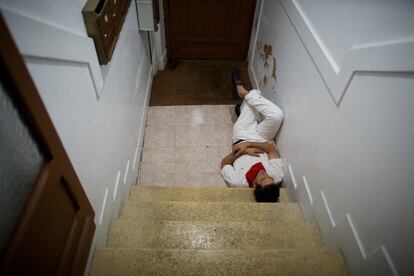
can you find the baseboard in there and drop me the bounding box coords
[158,50,167,71]
[365,246,399,276]
[286,162,399,276]
[112,171,123,220]
[313,191,337,248]
[132,65,153,181]
[248,62,259,90]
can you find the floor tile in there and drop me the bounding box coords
[174,171,226,187]
[144,126,175,148]
[175,125,205,147]
[206,146,232,165]
[203,105,234,125]
[142,147,174,165]
[204,124,233,146]
[175,161,216,174]
[140,105,237,187]
[140,162,174,185]
[175,106,204,126]
[201,172,227,187]
[146,106,175,126]
[175,147,206,163]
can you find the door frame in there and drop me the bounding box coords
[0,13,95,275]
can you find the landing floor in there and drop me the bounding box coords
[149,60,251,106]
[138,105,238,187]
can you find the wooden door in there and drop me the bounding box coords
[165,0,256,60]
[0,15,95,276]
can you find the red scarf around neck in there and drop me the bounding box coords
[245,162,266,188]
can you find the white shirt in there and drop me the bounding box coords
[221,153,283,187]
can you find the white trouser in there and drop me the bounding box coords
[232,89,283,143]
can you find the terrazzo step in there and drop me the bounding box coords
[107,220,323,249]
[130,186,289,203]
[120,201,303,223]
[91,248,348,276]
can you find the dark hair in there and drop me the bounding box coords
[254,183,280,202]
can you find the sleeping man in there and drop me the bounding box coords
[221,74,284,202]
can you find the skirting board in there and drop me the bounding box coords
[132,65,153,177]
[286,162,399,276]
[113,171,122,202]
[158,50,167,71]
[248,62,260,90]
[112,171,123,220]
[295,177,315,222]
[98,188,109,226]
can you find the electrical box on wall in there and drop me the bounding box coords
[82,0,131,65]
[136,0,160,31]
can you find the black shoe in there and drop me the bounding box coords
[231,69,242,98]
[235,104,241,117]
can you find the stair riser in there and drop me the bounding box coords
[91,249,347,276]
[120,202,303,223]
[108,221,323,249]
[130,187,289,203]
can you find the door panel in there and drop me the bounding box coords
[166,0,256,59]
[0,14,95,276]
[0,80,46,261]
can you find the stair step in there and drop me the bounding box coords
[91,248,347,276]
[120,201,303,223]
[108,220,323,249]
[130,186,289,203]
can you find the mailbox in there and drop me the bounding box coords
[136,0,159,31]
[82,0,131,64]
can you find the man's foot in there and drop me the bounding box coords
[231,69,243,98]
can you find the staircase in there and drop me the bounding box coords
[90,186,348,275]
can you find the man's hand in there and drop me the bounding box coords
[244,147,265,157]
[237,85,250,98]
[233,141,280,160]
[246,142,280,160]
[233,142,265,157]
[233,142,250,157]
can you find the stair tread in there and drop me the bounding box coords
[120,201,303,222]
[91,248,348,276]
[108,220,323,249]
[130,186,289,202]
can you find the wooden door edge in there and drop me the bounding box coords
[0,12,95,275]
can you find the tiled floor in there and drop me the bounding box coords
[137,105,237,187]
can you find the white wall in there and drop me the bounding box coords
[138,0,167,75]
[0,0,152,272]
[152,0,167,71]
[248,1,414,275]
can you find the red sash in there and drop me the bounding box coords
[245,162,266,188]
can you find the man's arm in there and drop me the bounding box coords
[221,152,238,169]
[221,147,266,169]
[233,142,280,159]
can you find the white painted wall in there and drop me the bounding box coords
[248,1,414,275]
[137,0,166,74]
[0,0,152,272]
[152,0,167,70]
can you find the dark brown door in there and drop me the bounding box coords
[165,0,256,59]
[0,15,95,276]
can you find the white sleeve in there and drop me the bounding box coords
[269,158,284,183]
[221,165,244,187]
